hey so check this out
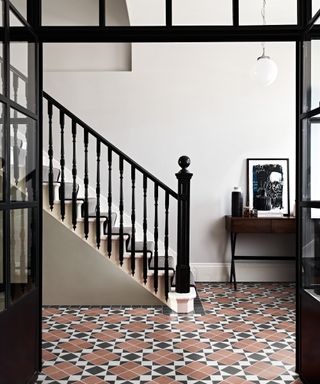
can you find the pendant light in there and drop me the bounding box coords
[252,0,278,86]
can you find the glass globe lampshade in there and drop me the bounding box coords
[252,54,278,87]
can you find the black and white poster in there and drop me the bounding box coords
[247,158,290,216]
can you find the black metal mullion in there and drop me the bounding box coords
[27,0,42,30]
[39,25,304,43]
[3,0,11,310]
[99,0,106,27]
[166,0,172,27]
[36,39,43,372]
[0,94,38,120]
[12,73,19,187]
[232,0,239,27]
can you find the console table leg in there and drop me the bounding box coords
[230,232,237,290]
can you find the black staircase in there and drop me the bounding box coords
[42,91,193,298]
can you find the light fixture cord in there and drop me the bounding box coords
[261,0,267,57]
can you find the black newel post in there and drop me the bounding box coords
[175,156,193,293]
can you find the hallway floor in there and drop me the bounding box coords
[38,283,301,384]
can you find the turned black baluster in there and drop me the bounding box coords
[83,130,89,239]
[119,157,124,266]
[96,140,101,249]
[164,191,170,300]
[176,156,193,293]
[107,147,112,258]
[131,165,136,275]
[13,74,19,187]
[48,101,54,210]
[143,175,148,284]
[71,120,77,230]
[154,183,159,293]
[59,111,65,221]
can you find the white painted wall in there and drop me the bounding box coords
[44,41,297,281]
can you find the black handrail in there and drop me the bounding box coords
[43,91,178,199]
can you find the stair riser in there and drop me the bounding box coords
[43,184,60,209]
[75,220,108,245]
[146,275,167,303]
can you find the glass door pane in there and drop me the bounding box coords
[10,109,36,202]
[10,208,36,304]
[301,113,320,201]
[10,42,36,113]
[302,207,320,302]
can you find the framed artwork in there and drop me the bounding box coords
[247,158,290,216]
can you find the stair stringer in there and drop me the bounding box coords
[43,208,164,306]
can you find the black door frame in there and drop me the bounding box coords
[0,1,42,383]
[1,0,319,382]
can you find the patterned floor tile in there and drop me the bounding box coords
[37,283,300,384]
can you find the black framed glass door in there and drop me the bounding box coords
[0,1,41,383]
[297,5,320,383]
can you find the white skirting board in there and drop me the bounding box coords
[191,262,296,282]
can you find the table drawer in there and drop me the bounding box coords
[272,219,296,233]
[231,219,272,233]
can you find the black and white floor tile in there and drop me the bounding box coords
[37,283,301,384]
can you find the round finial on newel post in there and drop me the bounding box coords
[178,156,191,172]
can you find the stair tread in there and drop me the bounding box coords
[43,181,60,185]
[111,227,133,236]
[53,199,83,205]
[149,255,175,270]
[147,270,174,277]
[43,165,60,183]
[171,271,195,287]
[128,241,154,254]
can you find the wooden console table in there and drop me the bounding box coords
[225,215,296,290]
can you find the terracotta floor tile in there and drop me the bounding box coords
[270,349,295,365]
[94,330,124,342]
[175,339,210,352]
[201,329,233,341]
[145,349,182,364]
[147,377,182,384]
[207,349,245,364]
[109,361,150,380]
[256,330,288,342]
[177,361,217,380]
[218,377,255,384]
[233,339,268,352]
[149,330,179,341]
[117,339,152,352]
[245,361,286,380]
[39,283,300,384]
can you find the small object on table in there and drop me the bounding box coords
[243,206,250,217]
[231,187,243,217]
